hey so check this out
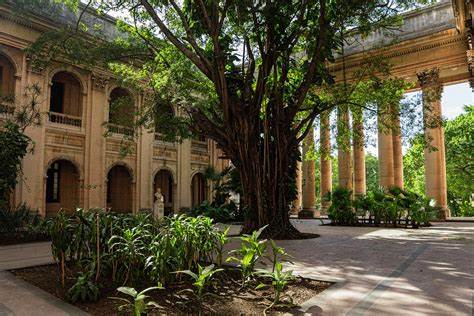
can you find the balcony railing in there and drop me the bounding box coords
[107,123,134,137]
[48,112,82,127]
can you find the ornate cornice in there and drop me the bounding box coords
[91,73,109,91]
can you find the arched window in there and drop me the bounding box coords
[49,72,82,126]
[45,160,80,216]
[107,165,133,213]
[191,173,207,207]
[109,88,134,127]
[154,102,175,142]
[0,54,15,98]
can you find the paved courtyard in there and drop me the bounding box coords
[285,220,474,315]
[0,221,473,315]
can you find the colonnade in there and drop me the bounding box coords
[296,67,450,219]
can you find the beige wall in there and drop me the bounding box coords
[0,15,227,216]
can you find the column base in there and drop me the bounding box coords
[437,207,450,220]
[298,208,316,219]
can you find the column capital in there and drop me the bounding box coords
[416,68,440,87]
[91,73,109,91]
[417,68,443,102]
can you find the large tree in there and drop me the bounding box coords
[19,0,428,237]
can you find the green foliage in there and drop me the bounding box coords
[403,135,425,196]
[67,272,100,303]
[188,166,243,223]
[174,264,223,305]
[256,262,295,307]
[227,225,268,284]
[0,204,42,235]
[327,188,357,225]
[444,106,474,216]
[404,106,474,216]
[365,154,379,193]
[0,123,30,206]
[266,240,293,273]
[111,286,162,316]
[17,0,431,235]
[0,85,42,207]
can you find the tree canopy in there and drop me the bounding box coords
[16,0,432,237]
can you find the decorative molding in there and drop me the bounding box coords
[26,56,46,74]
[91,73,109,91]
[416,68,440,87]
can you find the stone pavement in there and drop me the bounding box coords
[282,220,474,316]
[0,242,53,271]
[0,242,85,316]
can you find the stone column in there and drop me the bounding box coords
[417,68,449,218]
[352,108,366,195]
[319,112,332,213]
[378,107,395,188]
[337,105,352,190]
[299,128,316,218]
[392,104,404,188]
[293,159,303,214]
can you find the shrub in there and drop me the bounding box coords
[0,204,43,235]
[327,188,357,225]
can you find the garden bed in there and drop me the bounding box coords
[11,264,331,315]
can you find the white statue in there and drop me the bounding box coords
[153,188,165,219]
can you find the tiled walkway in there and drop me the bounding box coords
[0,222,473,315]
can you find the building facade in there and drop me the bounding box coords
[0,3,228,216]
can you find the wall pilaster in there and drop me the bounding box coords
[85,73,108,209]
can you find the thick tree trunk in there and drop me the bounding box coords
[232,115,304,239]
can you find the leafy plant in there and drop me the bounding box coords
[67,272,100,303]
[327,188,357,225]
[215,226,230,266]
[227,225,268,285]
[256,261,295,311]
[48,211,74,287]
[110,286,162,316]
[266,240,293,273]
[108,226,148,285]
[174,264,223,310]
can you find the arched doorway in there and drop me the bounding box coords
[107,165,133,213]
[191,173,207,208]
[153,169,174,215]
[45,160,80,216]
[49,71,82,126]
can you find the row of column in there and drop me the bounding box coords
[297,67,449,219]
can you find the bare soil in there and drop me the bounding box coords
[11,264,331,315]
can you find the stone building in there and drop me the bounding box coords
[297,0,473,219]
[0,2,228,216]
